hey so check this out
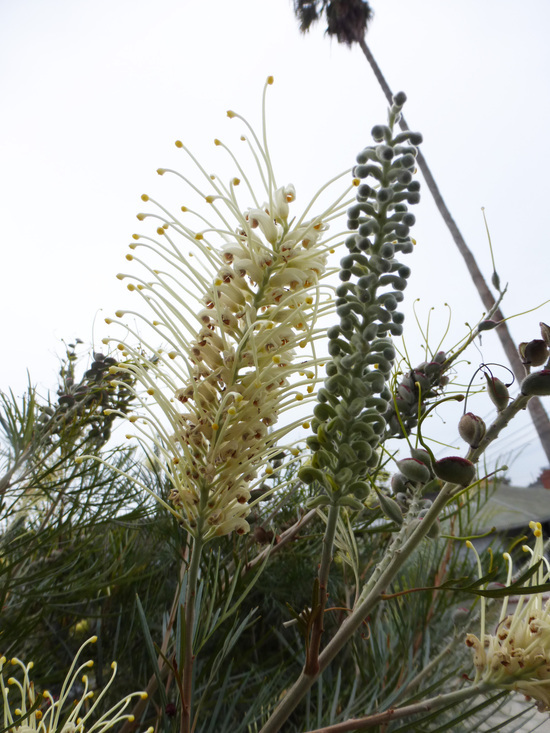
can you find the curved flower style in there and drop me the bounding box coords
[466,522,550,711]
[0,636,153,732]
[101,77,355,539]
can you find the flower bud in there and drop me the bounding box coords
[458,412,486,448]
[484,373,509,412]
[298,466,326,485]
[396,458,431,484]
[521,370,550,397]
[433,457,476,486]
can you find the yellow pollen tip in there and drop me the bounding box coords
[117,344,125,350]
[291,448,300,457]
[329,248,335,254]
[295,394,304,401]
[227,110,236,118]
[175,140,183,148]
[140,692,148,700]
[141,194,149,202]
[214,138,221,146]
[522,544,530,552]
[272,355,281,364]
[157,168,165,175]
[267,75,274,85]
[129,415,138,422]
[132,234,140,241]
[227,407,236,415]
[136,213,146,221]
[115,310,124,317]
[195,233,204,240]
[157,227,165,235]
[465,540,474,549]
[307,385,314,393]
[352,178,360,186]
[35,711,43,720]
[232,177,240,186]
[116,273,125,280]
[168,351,177,359]
[299,340,307,348]
[181,205,188,212]
[412,238,417,245]
[302,421,310,429]
[101,338,109,344]
[240,135,246,141]
[127,283,135,291]
[212,423,219,431]
[147,388,155,395]
[535,529,542,537]
[126,254,133,261]
[206,195,215,203]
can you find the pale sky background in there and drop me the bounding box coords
[2,0,550,486]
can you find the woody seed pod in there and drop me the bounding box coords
[433,456,476,486]
[458,412,486,449]
[521,370,550,397]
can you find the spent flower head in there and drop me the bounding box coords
[99,77,356,539]
[0,636,153,732]
[465,522,550,711]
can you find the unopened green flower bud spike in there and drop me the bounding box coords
[301,91,421,506]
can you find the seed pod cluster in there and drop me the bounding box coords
[300,94,421,502]
[383,351,449,438]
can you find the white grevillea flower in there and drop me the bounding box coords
[0,636,153,732]
[465,521,550,711]
[99,76,357,539]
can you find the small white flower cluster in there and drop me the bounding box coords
[0,637,153,732]
[466,522,550,711]
[103,78,355,539]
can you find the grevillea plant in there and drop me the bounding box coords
[6,79,550,733]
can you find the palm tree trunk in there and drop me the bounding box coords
[358,38,550,466]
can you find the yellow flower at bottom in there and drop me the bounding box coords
[1,637,153,732]
[466,521,550,712]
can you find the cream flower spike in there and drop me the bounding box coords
[97,76,357,539]
[465,522,550,712]
[0,637,154,732]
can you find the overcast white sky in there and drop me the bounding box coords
[2,0,550,485]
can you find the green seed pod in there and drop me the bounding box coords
[298,466,327,485]
[485,373,509,411]
[521,339,549,367]
[478,319,499,332]
[377,490,403,525]
[396,458,431,484]
[391,472,408,492]
[458,412,486,448]
[410,448,433,470]
[521,370,550,397]
[433,457,476,486]
[426,519,441,540]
